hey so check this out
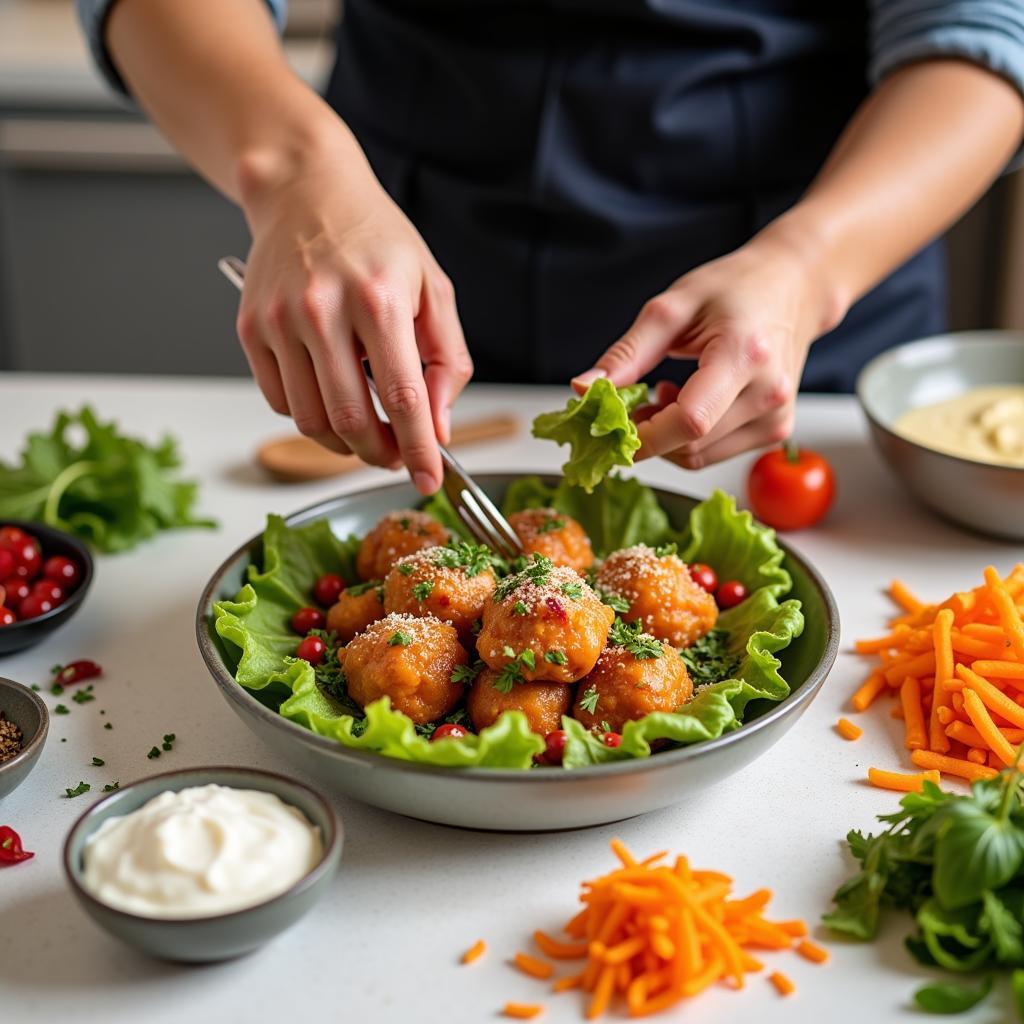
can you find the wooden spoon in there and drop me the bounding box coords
[256,413,520,482]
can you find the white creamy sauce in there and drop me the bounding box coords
[82,784,322,918]
[894,386,1024,468]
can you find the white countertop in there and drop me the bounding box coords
[0,375,1020,1024]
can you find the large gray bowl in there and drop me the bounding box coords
[63,766,343,962]
[857,331,1024,540]
[196,477,839,831]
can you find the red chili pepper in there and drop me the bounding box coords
[51,660,102,687]
[0,826,34,865]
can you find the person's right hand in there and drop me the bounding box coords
[234,129,471,495]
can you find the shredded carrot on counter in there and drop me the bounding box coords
[836,718,862,741]
[851,565,1024,787]
[504,1003,545,1019]
[768,971,796,996]
[462,939,487,964]
[515,952,554,980]
[867,767,940,793]
[795,940,829,964]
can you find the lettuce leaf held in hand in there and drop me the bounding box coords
[0,405,216,552]
[531,379,648,492]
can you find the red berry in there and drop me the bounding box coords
[295,635,326,665]
[0,526,29,547]
[716,580,748,609]
[602,731,623,748]
[0,548,14,580]
[5,580,29,611]
[5,538,41,581]
[688,563,718,594]
[43,555,80,588]
[291,606,326,635]
[18,593,54,619]
[0,607,15,626]
[31,580,66,605]
[313,573,345,607]
[544,729,567,765]
[431,723,469,742]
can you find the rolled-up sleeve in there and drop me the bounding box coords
[76,0,289,96]
[870,1,1024,96]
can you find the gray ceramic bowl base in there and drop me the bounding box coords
[197,476,840,832]
[63,767,342,963]
[0,677,48,800]
[857,331,1024,541]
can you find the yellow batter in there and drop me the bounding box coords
[894,386,1024,467]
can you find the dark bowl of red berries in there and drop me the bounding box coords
[0,521,94,655]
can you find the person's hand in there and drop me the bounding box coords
[572,223,843,469]
[235,130,471,494]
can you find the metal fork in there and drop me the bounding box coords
[217,256,524,561]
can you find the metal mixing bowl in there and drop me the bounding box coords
[857,331,1024,541]
[196,476,839,831]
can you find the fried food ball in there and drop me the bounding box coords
[355,510,448,582]
[467,669,571,734]
[477,557,614,684]
[595,544,717,648]
[383,544,496,639]
[343,613,467,725]
[326,583,385,643]
[573,626,693,733]
[508,508,594,573]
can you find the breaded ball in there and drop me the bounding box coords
[343,613,467,725]
[326,583,385,643]
[508,508,594,573]
[477,557,614,684]
[595,544,717,648]
[467,669,571,734]
[573,628,693,733]
[355,510,448,582]
[383,544,496,639]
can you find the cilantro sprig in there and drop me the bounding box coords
[493,647,537,693]
[579,686,600,714]
[608,619,662,660]
[494,554,553,602]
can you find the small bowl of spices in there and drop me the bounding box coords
[0,676,49,799]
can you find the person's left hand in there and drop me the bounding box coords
[572,223,844,469]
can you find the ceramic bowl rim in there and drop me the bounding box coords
[195,476,841,784]
[62,765,342,926]
[0,676,49,777]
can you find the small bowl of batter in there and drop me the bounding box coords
[857,330,1024,540]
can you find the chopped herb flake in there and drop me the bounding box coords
[544,649,568,666]
[412,580,434,601]
[71,686,95,705]
[65,781,90,798]
[513,600,529,616]
[451,660,485,685]
[54,704,69,715]
[50,682,64,696]
[537,516,566,534]
[91,756,105,767]
[146,746,161,759]
[388,630,414,647]
[102,781,120,792]
[561,581,584,599]
[608,618,663,660]
[579,686,600,714]
[348,579,383,596]
[398,562,415,576]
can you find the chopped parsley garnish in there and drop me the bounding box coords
[399,516,411,530]
[72,686,95,705]
[347,579,383,597]
[312,631,363,718]
[513,600,529,616]
[544,650,568,666]
[494,554,553,602]
[679,629,739,686]
[579,686,600,714]
[31,684,40,692]
[102,781,120,792]
[494,648,536,693]
[65,781,90,798]
[104,722,113,730]
[146,746,161,759]
[654,542,678,557]
[397,562,416,576]
[162,733,176,752]
[388,630,414,647]
[54,704,69,715]
[561,581,584,599]
[537,516,566,534]
[431,541,501,578]
[600,720,612,734]
[608,618,663,659]
[91,756,105,766]
[451,660,485,685]
[50,682,64,696]
[412,580,434,601]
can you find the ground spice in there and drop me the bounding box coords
[0,713,22,764]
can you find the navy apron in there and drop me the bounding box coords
[325,0,946,392]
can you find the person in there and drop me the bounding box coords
[78,0,1024,493]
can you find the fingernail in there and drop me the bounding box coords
[571,368,607,392]
[413,471,438,495]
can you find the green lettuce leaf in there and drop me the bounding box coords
[531,380,648,492]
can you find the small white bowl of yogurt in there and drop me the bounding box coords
[857,330,1024,540]
[63,767,342,962]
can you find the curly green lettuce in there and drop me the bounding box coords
[531,379,648,492]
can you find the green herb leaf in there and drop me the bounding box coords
[347,579,383,597]
[90,756,104,766]
[913,977,992,1014]
[494,554,553,602]
[397,562,415,576]
[608,619,663,660]
[72,686,95,705]
[451,660,484,685]
[654,542,678,557]
[412,580,434,601]
[537,516,566,535]
[64,781,90,798]
[104,722,112,730]
[388,631,414,647]
[513,600,529,616]
[146,746,161,759]
[561,581,584,599]
[598,590,631,614]
[50,683,64,696]
[680,630,740,687]
[429,541,501,578]
[102,781,120,792]
[54,704,69,715]
[579,686,600,714]
[545,650,568,666]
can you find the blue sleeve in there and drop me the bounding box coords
[76,0,288,96]
[870,0,1024,97]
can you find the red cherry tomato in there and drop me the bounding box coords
[31,580,65,605]
[431,723,469,742]
[291,607,326,635]
[43,555,80,588]
[5,580,29,611]
[747,443,835,531]
[716,580,748,609]
[4,538,41,581]
[0,607,15,626]
[0,547,14,580]
[544,729,568,765]
[0,526,29,547]
[313,574,345,607]
[602,731,623,748]
[688,563,718,594]
[295,635,327,665]
[18,593,54,619]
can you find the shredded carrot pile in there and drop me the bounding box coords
[853,565,1024,785]
[510,839,822,1018]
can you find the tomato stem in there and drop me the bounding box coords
[783,440,800,464]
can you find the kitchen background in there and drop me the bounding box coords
[1,0,1022,377]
